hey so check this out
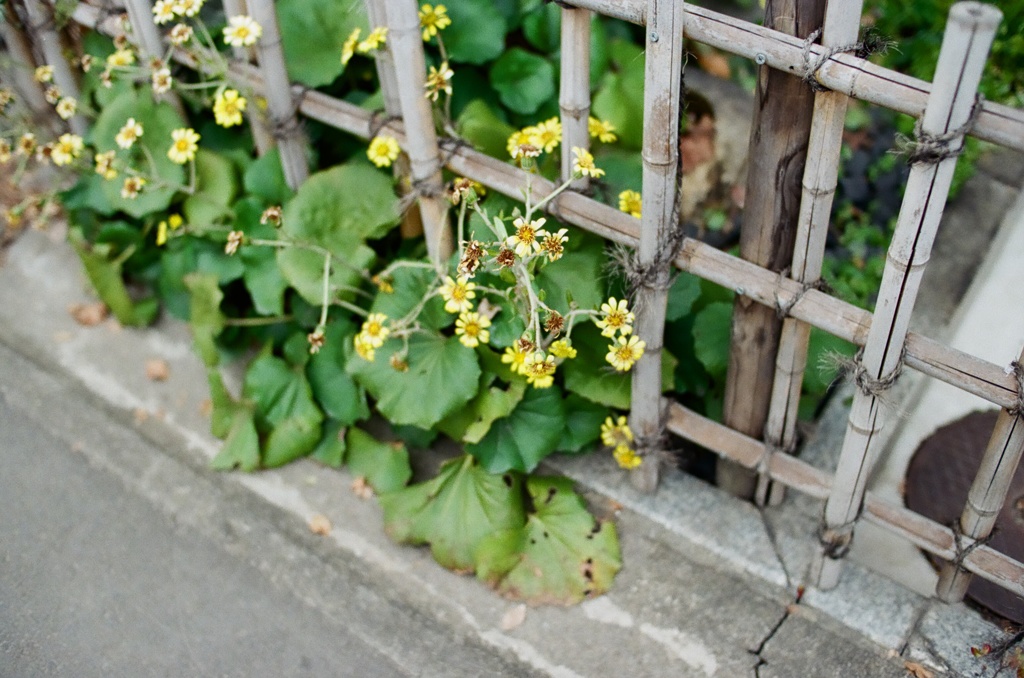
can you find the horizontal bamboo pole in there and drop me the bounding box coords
[65,0,1024,416]
[564,0,1024,152]
[663,399,1024,598]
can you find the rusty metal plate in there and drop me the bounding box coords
[905,410,1024,623]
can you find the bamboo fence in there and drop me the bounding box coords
[29,0,1024,603]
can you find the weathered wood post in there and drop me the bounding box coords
[718,0,826,499]
[0,4,55,129]
[19,0,89,136]
[222,0,274,155]
[813,1,1002,589]
[559,5,591,190]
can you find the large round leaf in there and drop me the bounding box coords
[445,0,508,65]
[306,319,369,425]
[692,302,732,379]
[369,264,450,331]
[489,48,555,115]
[277,0,367,87]
[467,384,566,473]
[532,228,604,316]
[347,333,481,430]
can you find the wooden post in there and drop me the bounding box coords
[247,0,308,189]
[756,1,865,507]
[813,1,1002,589]
[936,346,1024,602]
[383,0,452,267]
[559,5,591,189]
[718,0,826,498]
[222,0,273,155]
[19,0,88,136]
[122,0,187,118]
[0,4,55,129]
[626,0,685,493]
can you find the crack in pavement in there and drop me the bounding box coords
[749,589,804,678]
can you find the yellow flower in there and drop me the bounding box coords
[340,27,361,66]
[213,89,247,127]
[34,65,54,83]
[168,213,184,229]
[106,49,136,68]
[354,333,376,362]
[595,297,634,338]
[455,311,490,348]
[0,87,14,110]
[506,216,548,258]
[530,117,561,154]
[549,339,576,359]
[55,97,77,120]
[367,135,400,168]
[17,133,37,156]
[600,415,633,448]
[168,23,193,45]
[418,4,451,42]
[357,26,388,53]
[618,190,642,219]
[501,341,529,375]
[94,151,117,180]
[156,220,168,246]
[613,444,642,470]
[588,117,618,143]
[152,0,176,24]
[360,313,391,348]
[522,352,556,388]
[121,176,146,199]
[438,275,475,314]
[506,129,533,158]
[0,141,11,164]
[173,0,204,17]
[151,68,173,94]
[606,335,645,372]
[167,127,200,164]
[50,133,84,166]
[223,15,262,47]
[571,146,605,178]
[539,228,568,262]
[423,61,453,102]
[116,118,144,149]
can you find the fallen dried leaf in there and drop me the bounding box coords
[351,476,374,500]
[500,604,527,631]
[904,660,935,678]
[308,514,331,536]
[145,358,170,382]
[68,301,108,326]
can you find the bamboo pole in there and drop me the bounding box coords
[558,5,591,190]
[662,398,1024,598]
[0,4,55,129]
[122,0,187,118]
[936,346,1024,602]
[720,0,825,499]
[67,1,1024,417]
[222,0,273,155]
[247,0,308,189]
[757,0,865,507]
[560,0,1024,153]
[19,0,88,136]
[813,2,1002,590]
[383,0,451,266]
[625,0,685,493]
[363,0,422,240]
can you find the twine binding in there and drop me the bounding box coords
[801,28,894,93]
[1007,360,1024,417]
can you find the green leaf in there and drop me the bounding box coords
[556,394,609,454]
[184,272,226,367]
[263,415,322,468]
[521,3,560,52]
[243,353,324,467]
[311,420,347,467]
[592,40,646,150]
[68,229,158,327]
[380,455,526,572]
[306,319,369,425]
[183,148,237,227]
[277,0,367,87]
[348,333,481,429]
[445,0,509,65]
[489,48,556,115]
[533,229,605,316]
[210,407,261,472]
[475,476,621,605]
[439,378,527,444]
[89,87,186,217]
[467,384,565,473]
[692,302,732,379]
[206,367,238,439]
[369,264,449,332]
[665,272,702,321]
[456,99,517,160]
[345,427,412,494]
[278,245,376,307]
[243,147,294,205]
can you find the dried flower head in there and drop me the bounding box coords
[94,150,117,180]
[389,354,409,372]
[168,23,193,45]
[79,54,94,73]
[307,328,325,354]
[17,133,37,156]
[495,247,516,268]
[457,240,484,278]
[225,230,244,255]
[260,205,282,227]
[121,176,146,199]
[543,311,564,337]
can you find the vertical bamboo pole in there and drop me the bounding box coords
[0,4,55,128]
[247,0,308,189]
[383,0,452,267]
[123,0,186,118]
[222,0,273,155]
[813,1,1002,589]
[936,346,1024,602]
[19,0,88,136]
[559,5,591,189]
[626,0,685,493]
[364,0,422,239]
[718,0,825,499]
[756,1,865,507]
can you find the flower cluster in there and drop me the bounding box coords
[596,298,645,371]
[354,313,391,361]
[601,416,642,469]
[341,26,389,67]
